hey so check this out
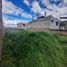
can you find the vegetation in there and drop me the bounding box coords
[0,31,67,67]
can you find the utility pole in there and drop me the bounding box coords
[0,0,4,59]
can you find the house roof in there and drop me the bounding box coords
[30,15,60,23]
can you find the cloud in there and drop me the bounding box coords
[3,16,18,28]
[2,0,32,25]
[32,1,41,13]
[63,0,67,6]
[57,7,67,14]
[2,0,16,15]
[41,0,50,6]
[30,0,66,18]
[2,0,32,18]
[31,1,45,16]
[2,0,67,24]
[23,0,30,6]
[64,0,67,3]
[38,0,67,18]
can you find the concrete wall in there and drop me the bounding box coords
[29,19,50,29]
[17,23,28,30]
[28,16,60,30]
[50,17,60,29]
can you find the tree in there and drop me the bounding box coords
[0,0,4,59]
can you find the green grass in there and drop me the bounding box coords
[0,31,67,67]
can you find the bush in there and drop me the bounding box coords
[0,31,67,67]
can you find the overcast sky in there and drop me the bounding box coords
[2,0,67,26]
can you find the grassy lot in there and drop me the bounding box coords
[0,31,67,67]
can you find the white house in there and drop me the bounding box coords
[28,15,61,30]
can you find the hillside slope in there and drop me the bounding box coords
[0,31,67,67]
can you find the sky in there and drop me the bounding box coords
[2,0,67,27]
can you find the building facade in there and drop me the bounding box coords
[17,22,28,30]
[28,15,61,30]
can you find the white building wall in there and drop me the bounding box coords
[49,18,60,29]
[29,20,50,29]
[17,16,61,30]
[50,21,60,29]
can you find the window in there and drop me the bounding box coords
[51,20,54,23]
[60,22,65,26]
[56,22,59,26]
[23,24,25,26]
